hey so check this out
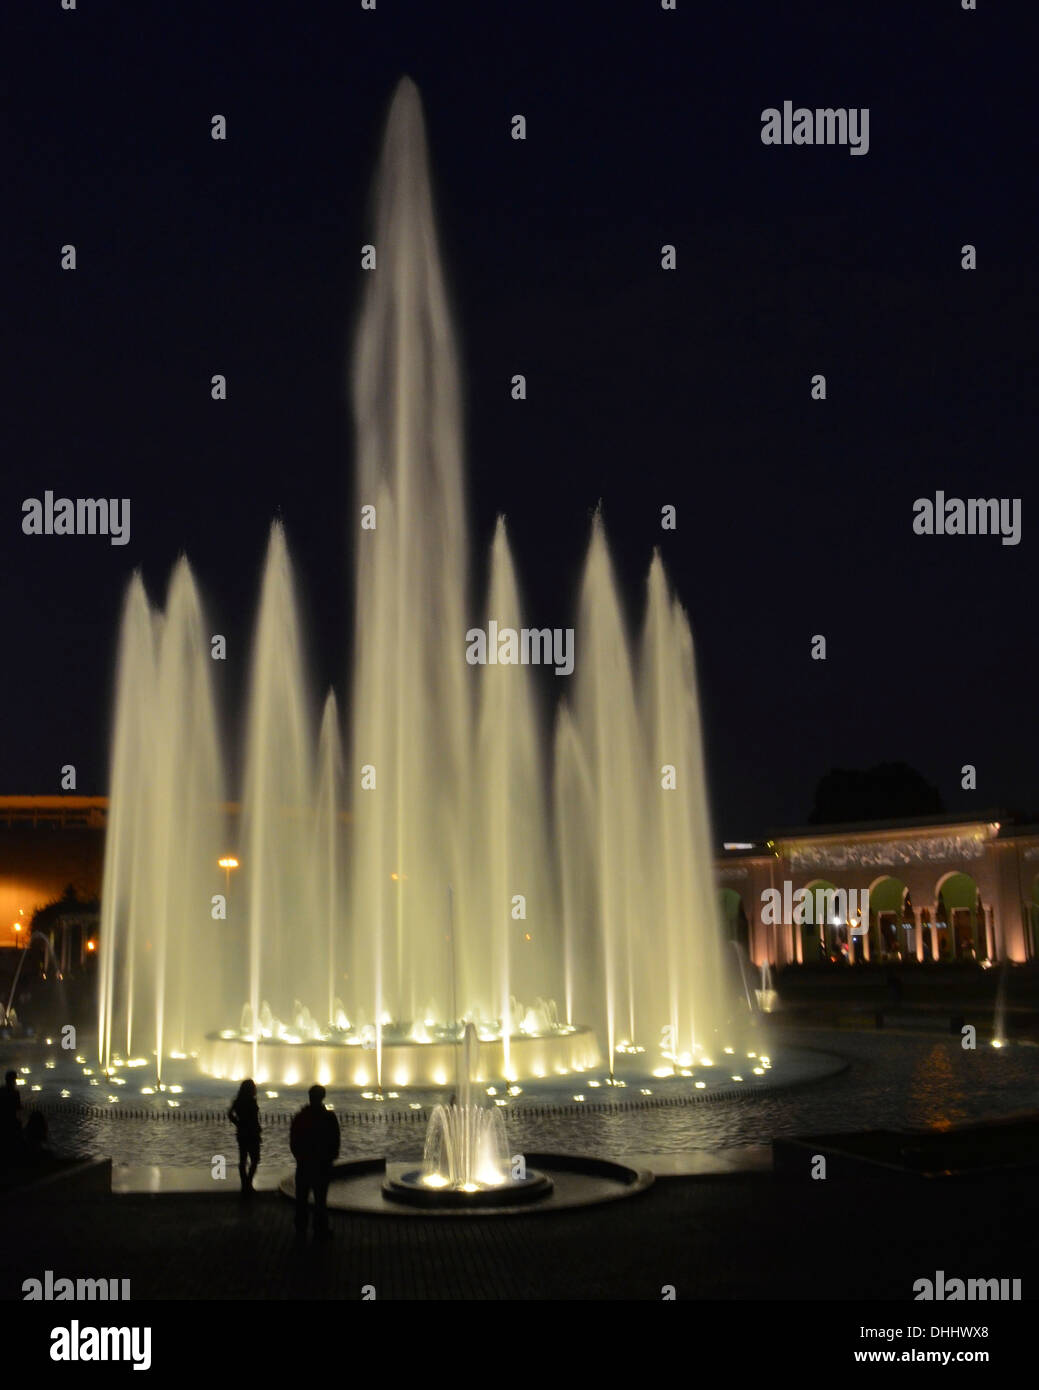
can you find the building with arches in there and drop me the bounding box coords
[719,814,1039,967]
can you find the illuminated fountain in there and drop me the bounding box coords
[98,78,743,1091]
[383,1024,552,1206]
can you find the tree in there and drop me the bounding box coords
[808,763,944,826]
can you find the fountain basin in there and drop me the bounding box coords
[382,1166,553,1208]
[198,1025,601,1088]
[281,1154,653,1217]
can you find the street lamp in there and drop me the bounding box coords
[218,856,239,896]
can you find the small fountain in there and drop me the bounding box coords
[991,956,1009,1048]
[2,932,64,1029]
[382,1023,552,1207]
[756,960,779,1014]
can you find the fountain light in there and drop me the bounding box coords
[141,1087,155,1095]
[700,1057,713,1067]
[752,1066,765,1075]
[695,1081,706,1089]
[732,1075,743,1082]
[60,1089,70,1098]
[265,1090,278,1097]
[652,1067,673,1078]
[31,1085,41,1092]
[991,1039,1004,1048]
[422,1174,449,1188]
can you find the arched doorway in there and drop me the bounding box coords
[869,875,910,962]
[934,871,984,961]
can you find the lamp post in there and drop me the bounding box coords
[218,856,239,898]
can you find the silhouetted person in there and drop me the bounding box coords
[229,1079,261,1195]
[0,1070,22,1162]
[289,1084,340,1238]
[24,1109,48,1158]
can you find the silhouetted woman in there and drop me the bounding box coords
[229,1079,261,1195]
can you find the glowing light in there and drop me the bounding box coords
[991,1039,1004,1049]
[60,1089,70,1098]
[699,1057,713,1067]
[218,856,239,870]
[409,1102,422,1110]
[723,1046,734,1055]
[265,1090,278,1098]
[731,1075,743,1082]
[432,1069,447,1086]
[573,1094,585,1102]
[141,1086,155,1095]
[652,1067,673,1078]
[485,1087,497,1096]
[168,1085,183,1094]
[589,1080,601,1088]
[30,1084,41,1092]
[752,1066,765,1075]
[86,939,96,952]
[422,1174,449,1188]
[695,1081,706,1089]
[460,1182,479,1193]
[640,1088,652,1095]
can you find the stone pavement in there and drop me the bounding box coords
[2,1168,1037,1300]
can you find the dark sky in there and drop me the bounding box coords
[4,1,1035,839]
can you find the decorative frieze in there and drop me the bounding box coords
[785,833,987,873]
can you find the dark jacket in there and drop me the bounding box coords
[290,1104,341,1167]
[229,1094,261,1141]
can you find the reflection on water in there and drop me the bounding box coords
[33,1029,1039,1170]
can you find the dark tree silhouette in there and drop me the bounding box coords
[808,763,944,826]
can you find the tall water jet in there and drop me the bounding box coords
[315,693,345,1032]
[101,78,741,1093]
[98,561,223,1075]
[474,519,557,1072]
[571,515,647,1066]
[349,77,472,1039]
[241,523,315,1074]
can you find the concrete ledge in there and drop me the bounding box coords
[3,1157,111,1199]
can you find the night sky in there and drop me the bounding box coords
[4,1,1035,839]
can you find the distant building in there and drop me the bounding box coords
[1,797,1037,967]
[721,813,1039,965]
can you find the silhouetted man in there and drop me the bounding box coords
[289,1084,340,1238]
[0,1070,22,1161]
